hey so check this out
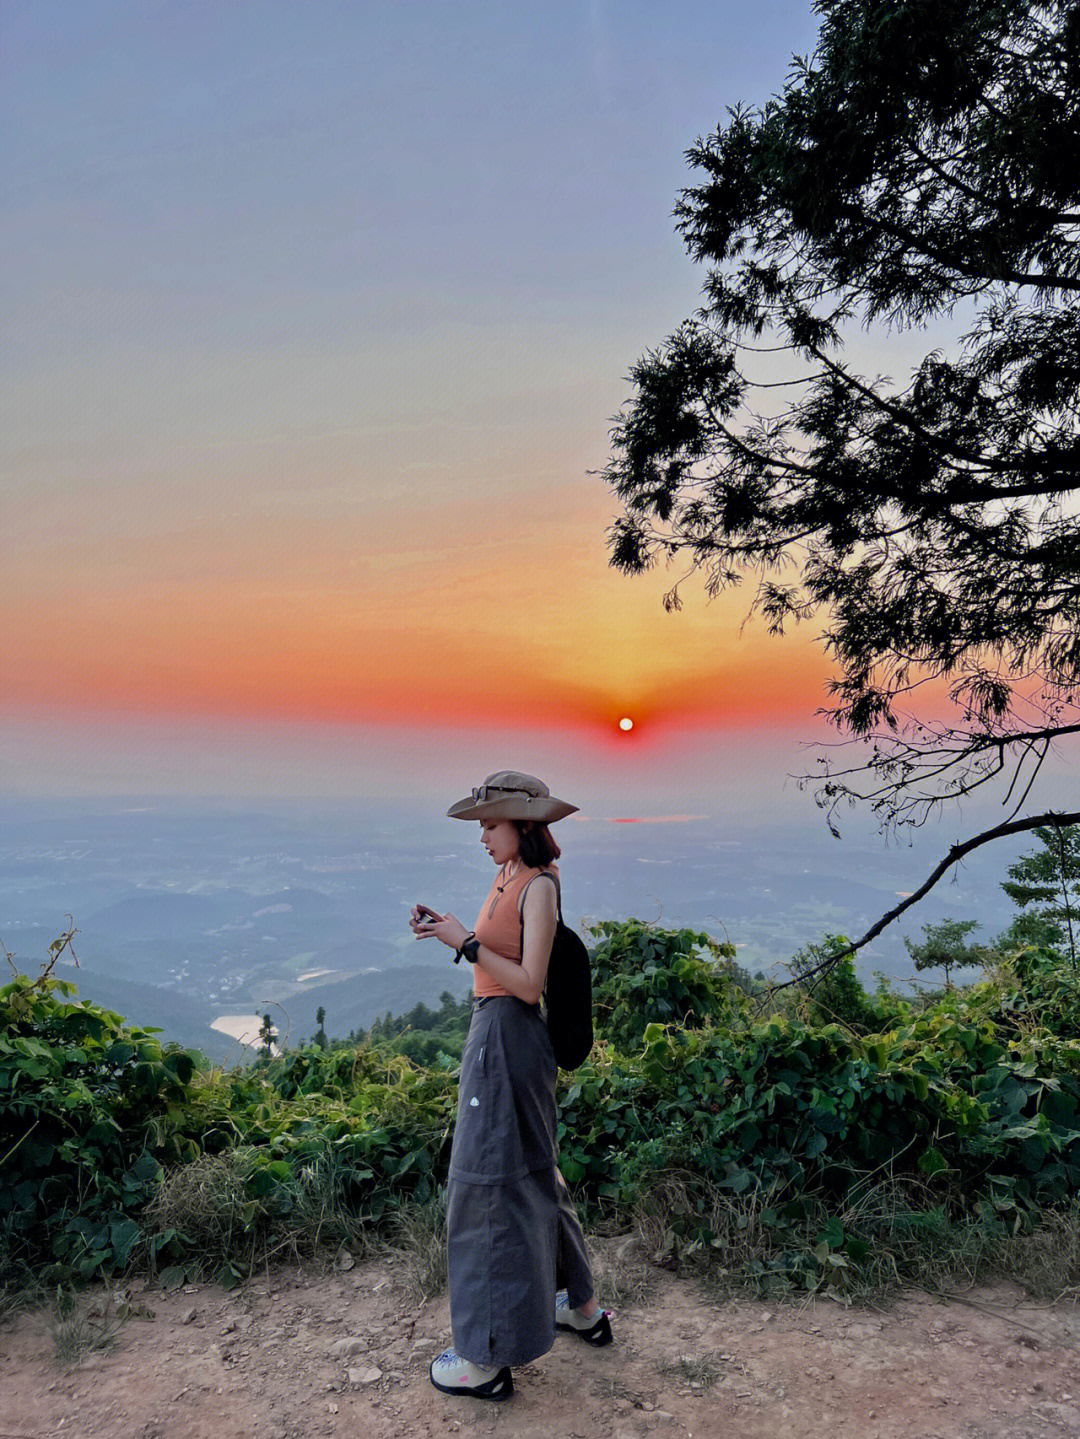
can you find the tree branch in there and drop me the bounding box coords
[770,809,1080,987]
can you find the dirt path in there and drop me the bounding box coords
[4,1248,1079,1439]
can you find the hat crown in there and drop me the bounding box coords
[472,771,550,802]
[447,770,576,823]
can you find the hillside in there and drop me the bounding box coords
[68,960,472,1064]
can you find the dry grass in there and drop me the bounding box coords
[385,1199,447,1303]
[146,1151,251,1265]
[623,1167,1080,1306]
[586,1232,657,1311]
[49,1288,131,1367]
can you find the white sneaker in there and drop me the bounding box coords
[429,1348,514,1401]
[555,1290,614,1346]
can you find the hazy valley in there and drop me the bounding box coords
[0,797,1026,1062]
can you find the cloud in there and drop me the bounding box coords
[607,814,709,824]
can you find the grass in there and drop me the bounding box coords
[657,1352,726,1388]
[144,1151,1080,1309]
[0,1272,50,1327]
[146,1151,252,1269]
[625,1168,1080,1306]
[49,1288,131,1367]
[585,1232,657,1311]
[385,1198,446,1302]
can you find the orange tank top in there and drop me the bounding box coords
[472,862,558,998]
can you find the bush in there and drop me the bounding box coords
[588,919,745,1049]
[6,918,1080,1296]
[1,958,202,1283]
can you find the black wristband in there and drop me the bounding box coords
[457,933,480,964]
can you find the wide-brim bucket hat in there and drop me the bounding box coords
[447,770,578,823]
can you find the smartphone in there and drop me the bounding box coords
[414,904,444,924]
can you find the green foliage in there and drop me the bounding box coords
[7,914,1080,1297]
[981,924,1080,1043]
[559,1002,1080,1279]
[1001,824,1080,966]
[349,990,471,1065]
[145,1043,459,1287]
[904,918,990,989]
[257,1013,276,1060]
[588,920,743,1049]
[787,936,887,1031]
[0,961,203,1285]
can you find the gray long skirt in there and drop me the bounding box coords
[446,996,595,1368]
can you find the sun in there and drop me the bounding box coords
[618,717,634,732]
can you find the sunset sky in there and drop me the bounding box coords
[3,1,980,814]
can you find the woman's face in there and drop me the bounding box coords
[480,818,521,867]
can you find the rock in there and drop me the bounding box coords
[348,1366,382,1386]
[616,1235,644,1262]
[330,1337,367,1358]
[1036,1402,1080,1428]
[845,1323,879,1340]
[180,1307,197,1325]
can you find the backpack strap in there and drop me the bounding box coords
[517,870,562,924]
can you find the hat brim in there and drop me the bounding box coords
[447,795,578,823]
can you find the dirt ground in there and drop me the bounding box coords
[3,1245,1080,1439]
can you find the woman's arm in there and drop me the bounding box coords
[412,877,557,1005]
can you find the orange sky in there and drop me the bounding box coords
[2,0,872,803]
[5,467,835,739]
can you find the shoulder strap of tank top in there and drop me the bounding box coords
[517,870,562,923]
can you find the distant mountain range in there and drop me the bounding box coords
[2,798,1029,1062]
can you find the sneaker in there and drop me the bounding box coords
[555,1290,613,1346]
[428,1348,514,1401]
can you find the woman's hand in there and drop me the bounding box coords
[410,905,469,952]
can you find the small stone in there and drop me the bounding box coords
[348,1366,382,1386]
[330,1338,366,1358]
[180,1307,197,1325]
[221,1320,237,1334]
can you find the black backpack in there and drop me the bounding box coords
[519,873,593,1070]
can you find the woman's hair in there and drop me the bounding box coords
[514,820,561,868]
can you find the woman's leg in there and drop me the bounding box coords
[555,1167,596,1311]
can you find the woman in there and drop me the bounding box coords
[411,770,612,1402]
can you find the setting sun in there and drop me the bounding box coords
[619,717,634,732]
